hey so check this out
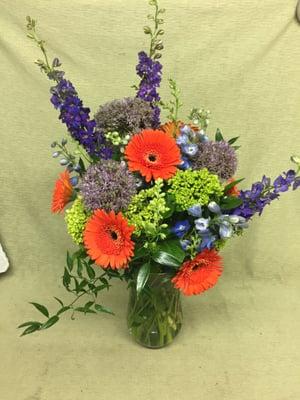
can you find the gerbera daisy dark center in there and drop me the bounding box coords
[192,260,208,271]
[110,230,118,240]
[145,151,160,164]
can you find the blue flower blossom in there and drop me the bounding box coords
[232,169,300,219]
[219,221,233,238]
[50,78,111,158]
[182,143,198,156]
[179,157,191,170]
[179,239,191,251]
[195,217,210,233]
[198,233,217,251]
[136,51,162,128]
[171,220,191,238]
[208,201,221,214]
[180,125,192,135]
[176,134,189,146]
[188,204,202,217]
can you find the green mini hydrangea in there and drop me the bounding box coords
[168,168,223,210]
[125,179,169,238]
[65,198,91,245]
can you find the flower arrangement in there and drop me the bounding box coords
[19,2,300,347]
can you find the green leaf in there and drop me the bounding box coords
[220,196,244,210]
[78,158,86,173]
[232,145,241,150]
[152,239,185,268]
[228,136,239,145]
[77,258,83,277]
[94,304,115,315]
[30,302,49,318]
[133,246,148,261]
[53,297,64,307]
[84,301,94,310]
[86,263,96,279]
[66,251,73,271]
[215,128,224,142]
[42,315,59,330]
[56,306,70,316]
[75,307,96,314]
[224,178,244,194]
[18,321,42,329]
[136,262,151,294]
[21,323,42,336]
[63,268,71,288]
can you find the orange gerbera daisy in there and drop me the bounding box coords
[226,178,240,197]
[124,129,181,182]
[51,170,73,213]
[172,249,223,296]
[83,210,135,269]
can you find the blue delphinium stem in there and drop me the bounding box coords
[233,170,300,219]
[26,16,111,159]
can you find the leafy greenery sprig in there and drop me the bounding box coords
[18,249,124,336]
[159,78,183,129]
[143,0,165,59]
[26,16,63,81]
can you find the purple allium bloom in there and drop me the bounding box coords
[136,51,162,128]
[50,79,111,158]
[79,160,137,212]
[171,220,191,238]
[94,97,155,136]
[193,141,238,180]
[232,169,299,219]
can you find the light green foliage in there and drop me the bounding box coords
[105,131,130,147]
[159,78,182,125]
[65,198,91,244]
[144,0,165,59]
[168,168,224,210]
[126,179,169,240]
[188,107,211,131]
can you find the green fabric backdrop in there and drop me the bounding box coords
[1,1,300,399]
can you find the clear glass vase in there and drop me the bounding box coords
[127,273,183,349]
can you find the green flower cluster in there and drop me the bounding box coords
[105,131,130,147]
[125,179,169,239]
[65,198,91,245]
[168,168,223,210]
